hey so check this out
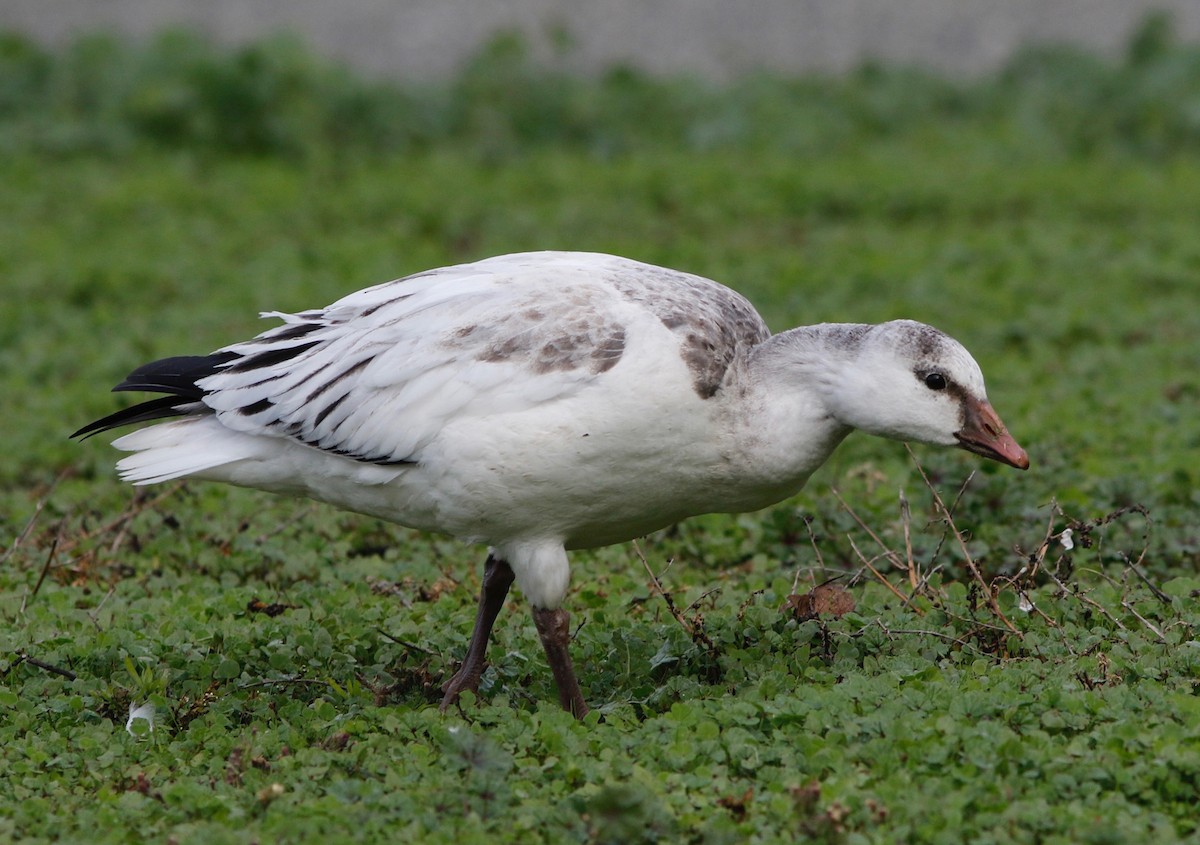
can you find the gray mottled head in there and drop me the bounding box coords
[824,320,1028,468]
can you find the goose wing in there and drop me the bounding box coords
[78,252,771,474]
[199,257,631,466]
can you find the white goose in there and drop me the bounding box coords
[75,251,1028,717]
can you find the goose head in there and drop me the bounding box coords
[825,320,1029,469]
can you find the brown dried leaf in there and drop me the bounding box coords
[247,598,296,617]
[717,787,754,821]
[784,584,855,621]
[367,577,409,597]
[419,576,458,602]
[322,731,352,752]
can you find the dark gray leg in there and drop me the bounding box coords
[439,554,515,712]
[531,606,590,719]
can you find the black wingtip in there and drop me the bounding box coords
[71,396,195,440]
[73,352,237,440]
[112,352,238,396]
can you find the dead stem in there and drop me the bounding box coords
[14,651,77,681]
[909,563,947,598]
[2,472,63,566]
[107,510,135,556]
[1117,562,1167,642]
[632,540,718,657]
[936,605,1022,636]
[871,620,980,649]
[899,489,918,591]
[86,585,118,631]
[1045,568,1127,632]
[925,470,976,572]
[832,488,906,575]
[238,677,331,690]
[1015,503,1061,581]
[947,471,977,518]
[905,445,1019,635]
[838,620,991,660]
[683,587,723,616]
[846,536,923,612]
[56,482,186,555]
[1122,551,1170,604]
[255,503,320,545]
[375,628,435,653]
[1120,599,1166,642]
[21,519,65,613]
[1012,586,1061,629]
[793,514,826,594]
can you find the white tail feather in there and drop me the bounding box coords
[113,417,263,485]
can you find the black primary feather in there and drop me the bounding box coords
[224,341,322,374]
[114,353,238,396]
[71,352,237,440]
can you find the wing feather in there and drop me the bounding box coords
[87,252,770,477]
[199,259,631,465]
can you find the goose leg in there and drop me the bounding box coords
[531,606,589,719]
[439,554,514,712]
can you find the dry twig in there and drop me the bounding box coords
[832,488,907,575]
[3,472,64,566]
[632,540,719,658]
[845,536,923,613]
[13,651,77,681]
[20,519,65,614]
[898,489,918,591]
[56,483,186,555]
[905,446,1019,635]
[790,514,827,594]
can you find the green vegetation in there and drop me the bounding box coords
[2,16,1199,844]
[3,13,1200,161]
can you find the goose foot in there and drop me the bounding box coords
[439,554,514,712]
[531,606,589,719]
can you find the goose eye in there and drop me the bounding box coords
[924,372,948,391]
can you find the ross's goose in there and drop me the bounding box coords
[75,251,1028,717]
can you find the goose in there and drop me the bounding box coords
[74,251,1029,718]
